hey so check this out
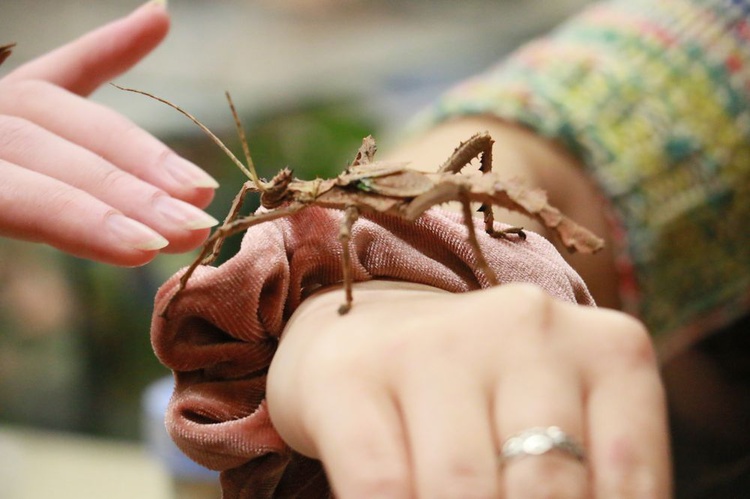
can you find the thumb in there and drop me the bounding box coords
[5,1,170,96]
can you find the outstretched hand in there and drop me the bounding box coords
[0,1,218,266]
[268,281,671,498]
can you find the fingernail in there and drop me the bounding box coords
[136,0,166,12]
[107,213,169,251]
[163,155,220,189]
[154,196,219,230]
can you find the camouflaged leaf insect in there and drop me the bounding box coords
[114,85,605,317]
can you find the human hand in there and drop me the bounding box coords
[267,281,671,498]
[0,1,219,266]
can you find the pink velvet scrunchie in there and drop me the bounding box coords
[150,207,595,498]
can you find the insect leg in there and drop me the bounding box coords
[438,132,507,240]
[459,191,499,287]
[337,205,360,314]
[482,200,526,240]
[437,132,494,174]
[202,180,256,265]
[160,203,306,318]
[487,223,527,240]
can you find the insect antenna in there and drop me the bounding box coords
[111,83,265,191]
[223,92,262,186]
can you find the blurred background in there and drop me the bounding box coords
[0,0,590,496]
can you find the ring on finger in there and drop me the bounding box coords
[499,426,585,465]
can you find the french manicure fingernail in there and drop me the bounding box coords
[163,155,219,189]
[107,213,169,251]
[136,0,166,13]
[154,196,219,230]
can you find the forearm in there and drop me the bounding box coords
[405,0,750,348]
[388,116,621,309]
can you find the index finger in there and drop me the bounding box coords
[3,1,169,96]
[0,158,166,266]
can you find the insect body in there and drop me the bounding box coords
[115,85,604,317]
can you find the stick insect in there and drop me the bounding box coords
[114,85,604,317]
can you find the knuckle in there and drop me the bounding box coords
[152,144,176,169]
[506,282,555,318]
[36,188,88,233]
[596,313,656,368]
[498,281,553,305]
[109,110,141,138]
[473,282,555,327]
[96,165,138,194]
[488,282,558,338]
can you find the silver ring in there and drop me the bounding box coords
[499,426,585,465]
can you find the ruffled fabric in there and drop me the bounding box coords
[151,207,594,497]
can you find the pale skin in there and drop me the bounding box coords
[268,119,671,498]
[0,1,218,267]
[1,3,671,497]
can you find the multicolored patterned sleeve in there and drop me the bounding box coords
[417,0,750,354]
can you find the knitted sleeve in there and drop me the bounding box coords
[417,0,750,355]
